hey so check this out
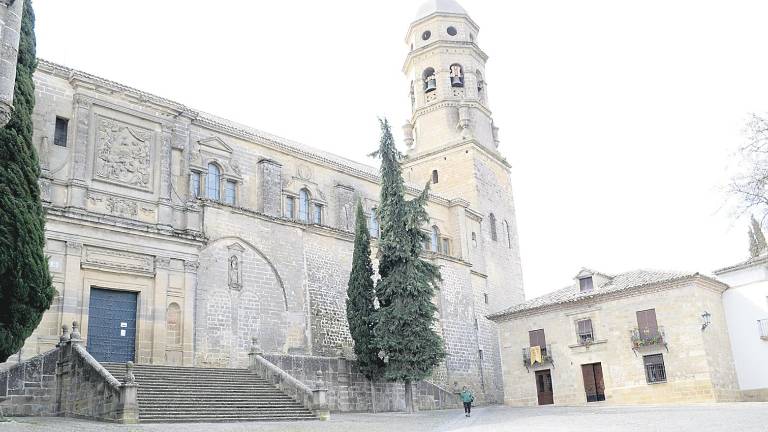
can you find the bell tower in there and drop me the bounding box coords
[402,0,497,159]
[402,0,525,311]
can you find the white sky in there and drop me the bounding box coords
[34,0,768,300]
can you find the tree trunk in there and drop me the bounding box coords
[404,380,414,414]
[370,380,376,413]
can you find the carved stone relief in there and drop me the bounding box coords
[105,196,138,218]
[94,116,154,191]
[82,246,154,274]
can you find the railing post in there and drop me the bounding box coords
[312,370,329,421]
[248,336,263,370]
[118,363,139,424]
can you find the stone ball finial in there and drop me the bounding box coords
[59,324,70,345]
[71,321,81,340]
[125,361,136,385]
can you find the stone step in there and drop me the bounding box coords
[139,415,316,423]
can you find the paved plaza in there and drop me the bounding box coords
[2,403,767,432]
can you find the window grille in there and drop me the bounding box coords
[643,354,666,383]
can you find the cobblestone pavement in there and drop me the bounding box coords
[2,403,767,432]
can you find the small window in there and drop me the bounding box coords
[54,117,68,147]
[478,349,484,360]
[489,213,497,241]
[224,180,236,205]
[474,318,478,329]
[447,26,457,36]
[206,163,221,200]
[471,232,477,247]
[432,169,439,184]
[579,277,594,293]
[576,319,594,344]
[369,208,379,238]
[643,354,667,383]
[421,30,431,41]
[313,204,322,224]
[483,293,489,304]
[299,189,310,222]
[190,172,201,198]
[441,238,450,255]
[284,196,295,219]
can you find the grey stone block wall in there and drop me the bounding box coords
[263,353,461,413]
[0,349,58,416]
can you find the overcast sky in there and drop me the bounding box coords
[34,0,768,299]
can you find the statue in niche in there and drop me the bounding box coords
[228,255,241,289]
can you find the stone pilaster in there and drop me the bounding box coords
[68,95,94,209]
[157,123,174,228]
[334,184,355,232]
[182,260,198,366]
[61,241,83,328]
[0,0,22,127]
[257,158,282,217]
[151,256,170,364]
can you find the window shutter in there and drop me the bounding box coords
[529,329,546,348]
[636,309,658,337]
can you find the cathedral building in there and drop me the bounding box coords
[6,0,524,403]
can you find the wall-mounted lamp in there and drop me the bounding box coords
[701,311,712,331]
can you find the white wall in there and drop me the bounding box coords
[718,263,768,391]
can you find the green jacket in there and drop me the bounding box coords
[460,390,474,403]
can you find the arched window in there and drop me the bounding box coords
[489,213,497,241]
[206,163,221,200]
[423,67,437,93]
[450,64,464,88]
[431,225,440,252]
[369,208,379,238]
[166,302,181,346]
[503,220,512,248]
[431,170,439,184]
[298,188,310,222]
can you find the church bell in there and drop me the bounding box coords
[425,77,437,93]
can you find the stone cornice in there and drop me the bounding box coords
[488,274,729,322]
[412,99,493,123]
[403,139,511,170]
[713,254,768,275]
[405,13,481,43]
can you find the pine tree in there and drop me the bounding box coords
[372,118,445,413]
[749,225,759,258]
[346,200,385,381]
[0,0,53,362]
[750,215,767,255]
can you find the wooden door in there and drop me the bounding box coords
[535,369,554,405]
[581,363,606,402]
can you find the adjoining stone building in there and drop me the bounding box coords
[488,268,741,406]
[2,0,523,404]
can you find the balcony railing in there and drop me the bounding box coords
[759,319,768,340]
[522,344,554,371]
[630,326,667,352]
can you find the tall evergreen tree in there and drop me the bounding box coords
[346,200,385,381]
[372,119,445,413]
[750,215,767,255]
[0,0,53,362]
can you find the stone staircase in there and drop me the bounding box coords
[101,362,317,423]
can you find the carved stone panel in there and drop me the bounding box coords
[93,116,154,191]
[81,246,154,275]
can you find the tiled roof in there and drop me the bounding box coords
[488,269,705,319]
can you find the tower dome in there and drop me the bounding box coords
[415,0,467,20]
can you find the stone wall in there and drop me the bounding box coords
[263,354,461,412]
[0,350,58,416]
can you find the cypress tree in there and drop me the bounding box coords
[751,215,767,255]
[346,200,385,381]
[0,0,53,362]
[372,119,445,413]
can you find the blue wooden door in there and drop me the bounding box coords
[87,288,137,362]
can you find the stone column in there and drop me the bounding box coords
[0,0,23,127]
[157,124,174,229]
[182,260,198,366]
[256,158,282,217]
[151,257,170,364]
[68,95,94,209]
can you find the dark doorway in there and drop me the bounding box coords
[535,369,554,405]
[87,288,138,362]
[581,362,606,402]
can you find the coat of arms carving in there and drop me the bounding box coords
[94,117,153,190]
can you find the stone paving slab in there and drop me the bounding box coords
[2,403,767,432]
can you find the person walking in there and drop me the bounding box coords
[460,386,474,417]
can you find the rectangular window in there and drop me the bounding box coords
[313,204,322,224]
[478,349,483,360]
[579,277,594,293]
[441,238,450,255]
[224,180,236,205]
[190,172,200,198]
[483,293,489,304]
[284,196,295,219]
[54,117,68,147]
[636,309,659,338]
[576,319,594,344]
[643,354,666,383]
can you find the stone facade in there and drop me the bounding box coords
[489,270,741,406]
[1,0,521,405]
